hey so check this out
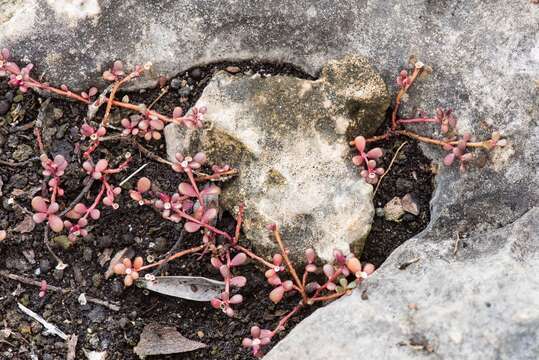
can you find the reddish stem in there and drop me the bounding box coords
[185,167,204,211]
[309,291,347,303]
[139,245,206,271]
[270,304,303,336]
[102,70,143,128]
[397,117,438,125]
[272,227,306,302]
[234,245,274,269]
[233,204,245,245]
[173,208,233,240]
[194,169,239,182]
[391,66,422,130]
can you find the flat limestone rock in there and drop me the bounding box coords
[165,56,390,261]
[266,208,539,360]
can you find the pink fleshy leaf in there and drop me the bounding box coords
[184,221,201,233]
[230,276,247,288]
[443,153,455,166]
[90,209,100,220]
[48,215,64,232]
[31,196,48,213]
[32,213,47,224]
[229,294,243,304]
[193,152,207,164]
[210,257,223,269]
[137,177,152,193]
[366,148,383,159]
[201,208,217,223]
[352,155,364,166]
[95,159,108,172]
[210,298,222,309]
[102,70,116,81]
[172,107,183,118]
[230,253,247,267]
[269,286,285,304]
[178,182,197,197]
[354,136,366,152]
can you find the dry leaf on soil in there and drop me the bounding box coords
[134,323,206,358]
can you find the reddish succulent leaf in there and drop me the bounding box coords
[178,182,197,197]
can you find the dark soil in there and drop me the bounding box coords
[0,60,434,359]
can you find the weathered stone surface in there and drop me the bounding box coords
[165,56,390,262]
[266,208,539,360]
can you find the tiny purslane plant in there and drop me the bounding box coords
[0,49,506,357]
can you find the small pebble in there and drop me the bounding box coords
[375,207,385,217]
[110,280,123,295]
[190,68,202,79]
[31,321,43,334]
[402,213,416,223]
[52,268,64,281]
[395,178,414,192]
[12,144,33,161]
[91,273,103,288]
[52,108,63,120]
[225,66,241,74]
[178,86,192,97]
[83,247,93,262]
[128,311,137,320]
[118,317,129,329]
[98,235,112,249]
[55,124,68,139]
[170,78,181,89]
[153,237,168,252]
[39,259,51,274]
[0,100,10,116]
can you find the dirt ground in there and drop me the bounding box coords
[0,61,434,359]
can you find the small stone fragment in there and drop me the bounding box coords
[225,66,241,74]
[12,144,33,161]
[401,193,420,215]
[384,197,405,222]
[0,100,10,116]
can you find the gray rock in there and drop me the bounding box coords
[165,56,390,261]
[266,208,539,360]
[264,0,539,356]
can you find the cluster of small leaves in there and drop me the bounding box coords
[352,136,384,184]
[31,152,129,241]
[242,245,375,357]
[351,60,507,182]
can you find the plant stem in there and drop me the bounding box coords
[234,245,274,268]
[139,244,206,271]
[391,66,422,130]
[102,70,143,128]
[271,304,302,335]
[60,178,95,217]
[310,291,347,303]
[397,117,438,125]
[194,169,239,182]
[233,204,245,245]
[373,141,408,196]
[272,227,306,302]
